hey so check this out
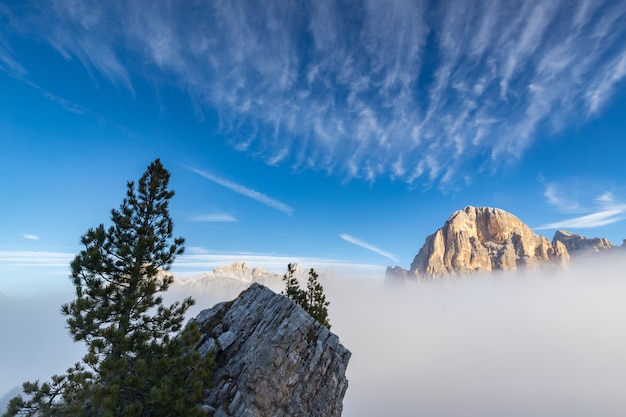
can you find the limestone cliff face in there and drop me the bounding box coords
[553,230,613,253]
[192,283,350,417]
[407,206,569,278]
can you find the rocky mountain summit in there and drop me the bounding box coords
[388,206,571,280]
[192,283,350,417]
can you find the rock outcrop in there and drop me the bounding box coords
[553,230,613,253]
[392,206,570,280]
[192,283,350,417]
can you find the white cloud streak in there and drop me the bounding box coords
[23,81,90,115]
[189,167,294,216]
[0,5,27,77]
[4,1,626,184]
[543,184,582,214]
[188,213,237,223]
[21,234,39,241]
[0,250,73,267]
[538,207,626,230]
[539,181,626,229]
[339,233,398,263]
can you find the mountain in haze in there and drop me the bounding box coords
[387,206,571,280]
[166,262,286,305]
[552,230,613,254]
[166,262,332,306]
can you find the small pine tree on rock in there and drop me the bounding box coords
[281,263,305,306]
[281,264,331,329]
[3,159,214,417]
[305,268,331,329]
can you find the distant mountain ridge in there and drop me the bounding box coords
[387,206,621,280]
[165,262,324,307]
[173,262,283,290]
[552,230,613,253]
[165,262,284,306]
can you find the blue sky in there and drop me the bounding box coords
[2,0,626,295]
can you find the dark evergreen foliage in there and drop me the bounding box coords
[281,263,305,306]
[281,264,331,329]
[3,159,214,417]
[304,268,331,329]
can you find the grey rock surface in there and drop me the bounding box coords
[192,283,350,417]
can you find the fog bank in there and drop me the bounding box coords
[331,255,626,417]
[0,291,84,397]
[3,254,626,416]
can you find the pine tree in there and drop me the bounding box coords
[281,263,305,306]
[304,268,331,329]
[281,264,331,329]
[3,159,214,417]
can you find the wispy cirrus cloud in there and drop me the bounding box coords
[0,250,73,267]
[188,213,237,223]
[538,182,626,230]
[5,0,626,184]
[21,234,39,240]
[25,80,90,115]
[543,183,583,214]
[537,208,626,230]
[0,4,26,77]
[189,167,294,216]
[339,233,398,263]
[0,42,25,77]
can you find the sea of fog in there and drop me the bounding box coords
[2,254,626,416]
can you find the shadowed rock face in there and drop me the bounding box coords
[405,206,569,279]
[192,283,350,417]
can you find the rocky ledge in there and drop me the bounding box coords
[192,283,351,417]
